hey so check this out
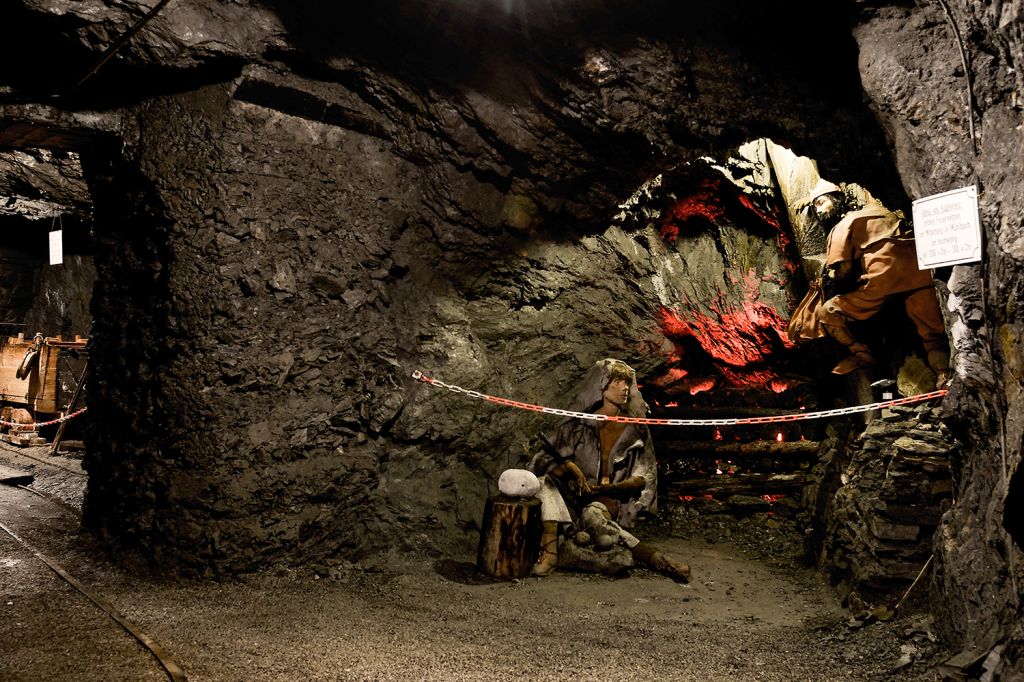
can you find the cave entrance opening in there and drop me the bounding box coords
[631,137,949,522]
[626,139,832,516]
[0,135,98,455]
[620,137,954,606]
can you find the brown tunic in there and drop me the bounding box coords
[824,205,935,319]
[788,204,945,343]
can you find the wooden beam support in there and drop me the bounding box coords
[658,440,821,459]
[668,472,808,497]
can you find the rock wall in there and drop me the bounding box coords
[23,2,899,575]
[21,255,95,339]
[3,2,1022,661]
[851,0,1024,662]
[80,78,805,574]
[0,245,37,329]
[809,405,955,601]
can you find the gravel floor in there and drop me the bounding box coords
[0,442,950,681]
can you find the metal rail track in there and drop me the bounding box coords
[0,480,187,681]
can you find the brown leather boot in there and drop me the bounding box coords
[651,552,691,583]
[531,521,559,577]
[927,349,951,388]
[831,343,877,375]
[632,543,691,583]
[823,315,876,375]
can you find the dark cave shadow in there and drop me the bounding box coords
[434,558,504,586]
[1004,460,1024,550]
[252,0,864,105]
[0,3,245,110]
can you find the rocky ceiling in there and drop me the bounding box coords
[1,1,899,210]
[0,148,90,220]
[0,0,1022,673]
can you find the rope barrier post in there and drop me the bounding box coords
[50,358,88,456]
[408,370,947,427]
[0,408,88,433]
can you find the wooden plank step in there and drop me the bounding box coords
[0,432,46,447]
[668,472,809,497]
[659,440,821,460]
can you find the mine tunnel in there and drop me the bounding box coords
[0,0,1021,680]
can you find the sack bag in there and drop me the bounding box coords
[787,280,827,344]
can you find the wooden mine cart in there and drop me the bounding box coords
[0,334,88,422]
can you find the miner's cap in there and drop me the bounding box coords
[806,178,842,205]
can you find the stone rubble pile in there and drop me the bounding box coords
[811,404,956,598]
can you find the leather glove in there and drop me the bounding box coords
[563,461,592,494]
[616,476,647,492]
[592,476,645,499]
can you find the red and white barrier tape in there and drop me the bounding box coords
[0,407,88,431]
[412,370,946,426]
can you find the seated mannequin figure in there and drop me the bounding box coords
[529,358,690,581]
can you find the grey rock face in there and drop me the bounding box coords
[0,149,90,221]
[809,406,956,598]
[851,0,1023,659]
[0,2,885,576]
[0,10,1020,671]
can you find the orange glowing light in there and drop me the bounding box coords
[713,428,723,441]
[666,401,679,408]
[656,267,796,391]
[651,368,689,387]
[688,378,716,395]
[775,432,784,442]
[659,181,726,243]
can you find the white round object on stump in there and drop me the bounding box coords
[498,469,541,498]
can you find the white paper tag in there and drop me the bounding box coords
[49,230,63,265]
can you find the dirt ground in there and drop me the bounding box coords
[0,442,950,681]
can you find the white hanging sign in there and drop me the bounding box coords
[911,185,982,269]
[48,230,63,265]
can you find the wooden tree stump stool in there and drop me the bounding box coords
[476,495,542,579]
